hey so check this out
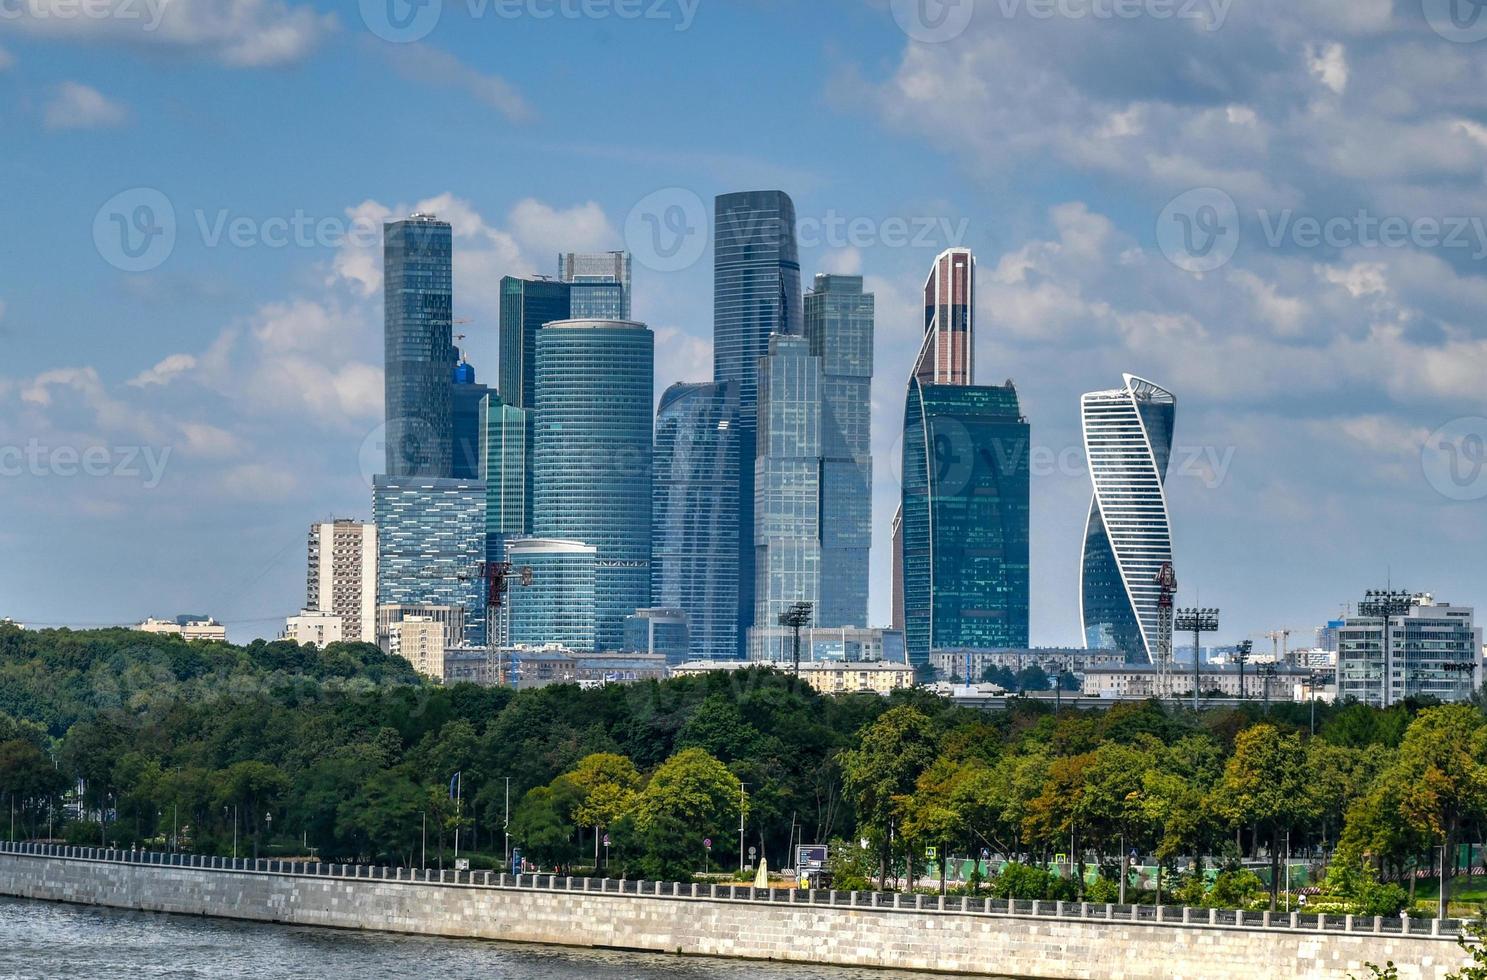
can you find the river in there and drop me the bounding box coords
[0,896,1013,980]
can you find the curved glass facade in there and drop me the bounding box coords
[532,319,653,651]
[901,380,1030,666]
[1080,373,1176,663]
[384,214,453,477]
[651,381,740,661]
[505,538,596,651]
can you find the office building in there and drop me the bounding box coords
[1080,374,1176,663]
[498,275,571,412]
[651,381,741,661]
[1337,594,1482,707]
[388,616,445,680]
[384,213,454,477]
[376,603,466,652]
[804,274,873,628]
[372,476,487,646]
[929,648,1124,683]
[480,391,528,566]
[753,333,821,637]
[282,609,343,648]
[714,190,802,652]
[748,626,906,664]
[505,538,597,652]
[901,382,1031,667]
[532,319,653,650]
[559,251,632,320]
[672,659,915,696]
[306,519,377,644]
[451,352,490,480]
[623,608,690,665]
[1082,663,1313,701]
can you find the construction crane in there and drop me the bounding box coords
[1153,563,1177,699]
[1266,629,1293,666]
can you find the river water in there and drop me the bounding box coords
[0,897,1012,980]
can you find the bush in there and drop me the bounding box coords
[1316,860,1409,917]
[1085,876,1121,904]
[991,862,1078,902]
[61,820,102,847]
[1204,870,1267,909]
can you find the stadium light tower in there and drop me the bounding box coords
[778,601,813,678]
[1175,607,1220,710]
[1358,590,1413,707]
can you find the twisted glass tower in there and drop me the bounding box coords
[1080,374,1176,663]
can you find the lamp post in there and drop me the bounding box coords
[1174,608,1220,709]
[1358,590,1413,708]
[1233,640,1252,701]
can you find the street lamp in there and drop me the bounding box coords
[1358,590,1413,707]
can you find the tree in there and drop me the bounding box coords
[510,777,584,869]
[564,753,640,865]
[632,748,741,881]
[338,766,424,865]
[1209,725,1316,910]
[214,761,290,858]
[840,706,938,885]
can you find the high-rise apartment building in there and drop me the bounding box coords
[532,319,653,650]
[714,191,801,651]
[804,274,873,628]
[306,519,377,644]
[1079,374,1176,663]
[900,381,1030,666]
[559,251,632,320]
[651,381,741,661]
[372,476,487,646]
[384,213,454,477]
[1337,595,1482,707]
[753,333,821,639]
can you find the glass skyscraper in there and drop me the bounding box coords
[450,352,489,480]
[714,190,801,652]
[804,274,873,628]
[901,382,1030,667]
[479,391,528,564]
[372,475,487,646]
[559,251,632,320]
[752,334,822,641]
[1080,374,1176,663]
[498,276,572,412]
[505,538,597,651]
[384,213,454,477]
[651,380,741,661]
[532,319,654,651]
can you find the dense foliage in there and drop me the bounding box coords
[3,623,1487,915]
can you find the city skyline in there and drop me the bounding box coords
[4,4,1486,647]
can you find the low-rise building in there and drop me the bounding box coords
[135,616,228,642]
[443,647,503,687]
[573,651,669,686]
[672,659,914,696]
[1081,663,1314,701]
[281,610,343,648]
[748,626,907,664]
[930,647,1123,682]
[377,604,465,652]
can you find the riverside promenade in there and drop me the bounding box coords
[0,841,1472,979]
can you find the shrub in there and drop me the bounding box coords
[1204,870,1267,909]
[991,862,1078,902]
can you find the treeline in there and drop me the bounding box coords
[1,623,1485,917]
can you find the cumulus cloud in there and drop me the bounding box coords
[44,82,129,130]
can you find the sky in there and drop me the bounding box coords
[2,0,1487,649]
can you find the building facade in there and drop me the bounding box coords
[651,381,741,661]
[714,190,802,654]
[748,626,906,664]
[1080,374,1177,664]
[384,213,454,478]
[306,519,377,644]
[913,247,975,387]
[376,603,466,652]
[1337,595,1482,707]
[901,381,1031,666]
[1082,663,1313,702]
[372,476,487,646]
[559,251,632,320]
[389,616,445,680]
[753,333,821,636]
[504,538,598,652]
[135,617,227,642]
[480,391,528,567]
[532,319,653,651]
[672,659,915,696]
[282,609,343,648]
[450,353,489,481]
[623,608,690,665]
[929,648,1125,682]
[804,274,873,629]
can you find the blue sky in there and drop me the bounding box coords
[3,0,1487,648]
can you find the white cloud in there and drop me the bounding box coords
[379,43,533,122]
[3,0,335,67]
[820,248,863,275]
[1305,42,1348,95]
[128,352,197,388]
[506,198,616,266]
[44,82,129,131]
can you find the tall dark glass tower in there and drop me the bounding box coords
[384,213,454,477]
[901,381,1030,666]
[498,276,571,412]
[533,319,654,651]
[450,351,489,480]
[714,191,801,652]
[805,274,874,628]
[652,380,741,661]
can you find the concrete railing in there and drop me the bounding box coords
[0,840,1464,941]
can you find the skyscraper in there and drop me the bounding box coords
[753,334,821,646]
[559,251,632,320]
[532,319,654,651]
[450,351,489,480]
[505,538,597,652]
[372,475,487,646]
[901,381,1030,666]
[480,391,528,563]
[804,274,874,628]
[498,276,572,412]
[914,246,975,386]
[1080,374,1176,663]
[306,519,377,644]
[714,190,801,651]
[651,380,741,661]
[384,213,454,477]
